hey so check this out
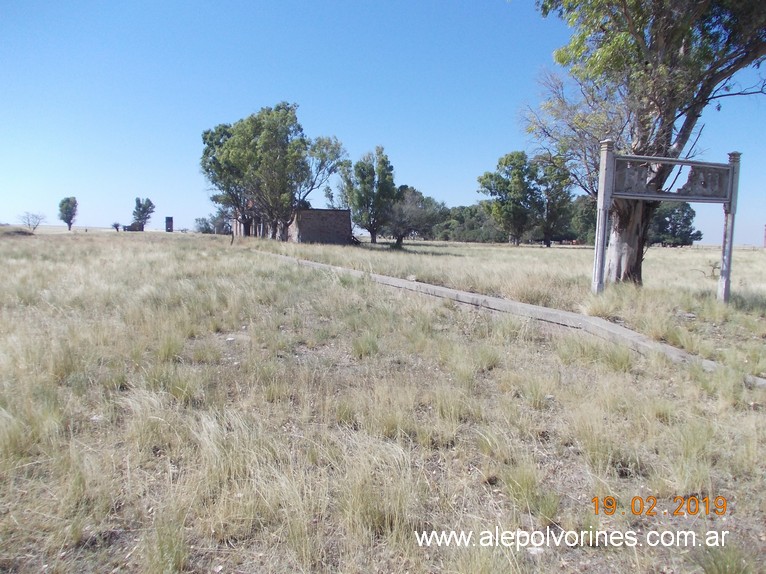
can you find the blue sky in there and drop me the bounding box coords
[1,0,763,245]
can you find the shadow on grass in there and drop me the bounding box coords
[0,226,33,237]
[730,291,766,315]
[355,241,465,258]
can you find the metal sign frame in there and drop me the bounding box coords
[592,140,741,302]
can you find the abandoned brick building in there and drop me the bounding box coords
[231,208,353,245]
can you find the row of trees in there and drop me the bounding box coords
[431,192,700,247]
[201,108,702,248]
[202,113,450,247]
[329,146,700,247]
[474,150,701,247]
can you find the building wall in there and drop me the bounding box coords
[288,209,352,244]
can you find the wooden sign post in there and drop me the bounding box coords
[592,141,741,302]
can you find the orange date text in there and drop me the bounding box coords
[591,496,727,517]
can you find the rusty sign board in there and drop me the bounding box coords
[613,156,733,203]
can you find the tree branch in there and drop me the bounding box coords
[671,47,766,156]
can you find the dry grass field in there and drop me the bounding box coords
[1,230,764,573]
[253,238,766,380]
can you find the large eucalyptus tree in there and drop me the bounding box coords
[534,0,765,283]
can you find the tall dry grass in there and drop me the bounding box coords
[0,232,763,572]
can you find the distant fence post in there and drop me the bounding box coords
[592,139,614,294]
[717,152,740,303]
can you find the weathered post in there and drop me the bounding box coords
[717,152,740,303]
[592,139,614,294]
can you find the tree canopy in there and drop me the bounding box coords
[539,0,765,162]
[335,146,398,244]
[201,123,254,235]
[478,152,539,245]
[478,152,573,246]
[526,71,630,198]
[570,194,597,244]
[132,197,155,229]
[530,155,573,247]
[648,202,703,246]
[383,186,448,248]
[432,204,507,243]
[58,197,78,231]
[195,206,232,235]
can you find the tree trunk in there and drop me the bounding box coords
[370,230,377,244]
[241,220,251,237]
[605,199,657,284]
[67,223,72,231]
[270,221,278,240]
[393,235,404,249]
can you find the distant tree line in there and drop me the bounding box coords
[433,150,701,247]
[433,195,700,247]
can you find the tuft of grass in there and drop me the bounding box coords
[157,332,185,363]
[502,459,560,525]
[517,373,557,411]
[695,546,754,574]
[352,332,379,359]
[435,389,482,424]
[334,398,359,429]
[473,344,503,373]
[556,335,634,373]
[340,440,418,545]
[144,510,189,574]
[573,407,650,479]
